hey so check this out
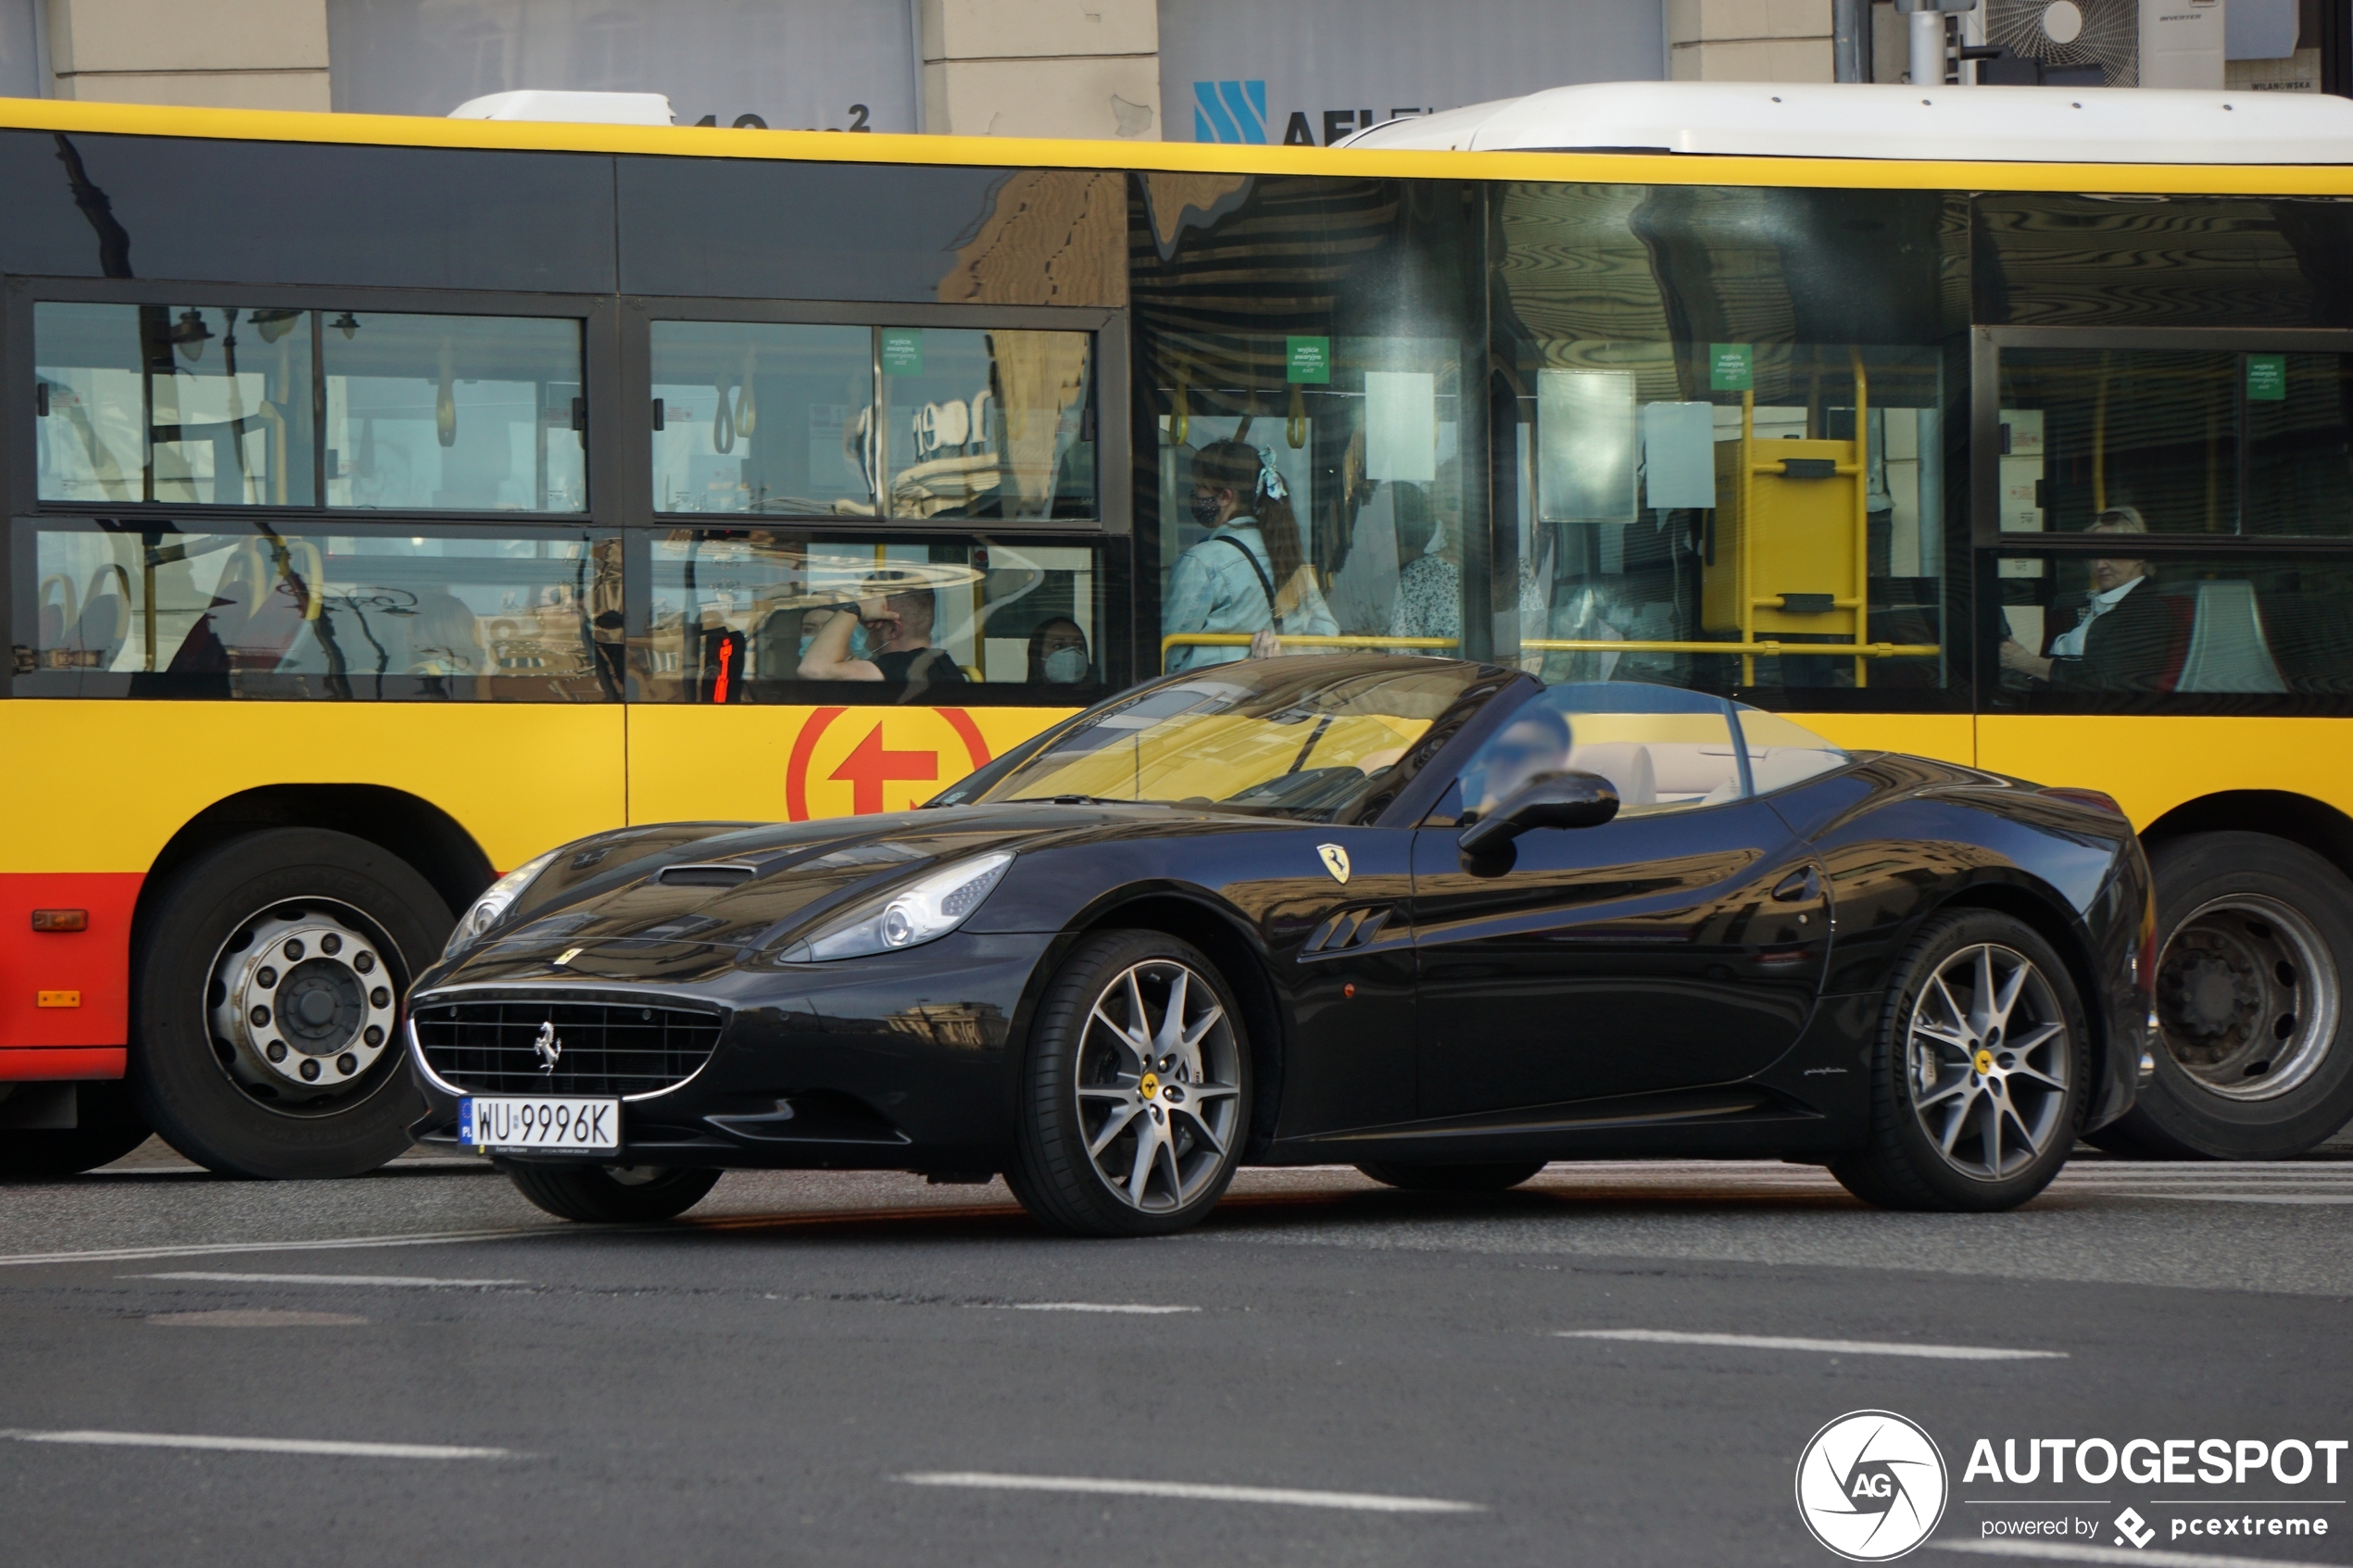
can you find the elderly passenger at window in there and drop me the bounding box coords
[2000,508,2174,692]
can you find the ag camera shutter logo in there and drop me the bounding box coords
[1796,1410,1950,1561]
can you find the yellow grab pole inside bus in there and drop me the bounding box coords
[1160,633,1938,672]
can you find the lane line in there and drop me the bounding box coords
[1934,1538,2343,1567]
[0,1228,560,1268]
[0,1429,514,1461]
[149,1310,369,1327]
[896,1471,1481,1513]
[2136,1203,2353,1212]
[992,1302,1200,1315]
[1558,1329,2065,1361]
[134,1272,527,1288]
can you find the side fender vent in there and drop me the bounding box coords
[1302,906,1394,957]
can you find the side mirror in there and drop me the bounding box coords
[1457,770,1619,859]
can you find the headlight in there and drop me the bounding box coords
[786,851,1014,962]
[442,847,560,962]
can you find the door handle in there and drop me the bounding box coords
[1771,868,1821,903]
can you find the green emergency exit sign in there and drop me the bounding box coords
[2247,354,2287,401]
[1286,336,1330,383]
[1710,344,1753,393]
[882,328,923,375]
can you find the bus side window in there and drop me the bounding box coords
[11,523,615,701]
[640,531,1107,701]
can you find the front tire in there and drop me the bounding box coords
[2091,833,2353,1160]
[505,1162,722,1223]
[1832,910,2088,1212]
[131,828,451,1180]
[1356,1160,1548,1193]
[1004,931,1250,1237]
[0,1082,151,1178]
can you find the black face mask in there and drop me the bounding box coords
[1189,492,1225,528]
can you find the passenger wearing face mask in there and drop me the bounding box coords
[1027,617,1092,684]
[1161,439,1336,671]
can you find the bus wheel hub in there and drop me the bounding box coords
[2155,894,2338,1102]
[209,907,398,1100]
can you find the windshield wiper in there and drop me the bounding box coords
[1003,795,1159,807]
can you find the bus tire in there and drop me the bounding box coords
[2092,832,2353,1160]
[0,1082,151,1179]
[131,827,452,1180]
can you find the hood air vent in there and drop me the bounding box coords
[658,862,758,888]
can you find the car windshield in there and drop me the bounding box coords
[1459,684,1850,819]
[974,656,1507,822]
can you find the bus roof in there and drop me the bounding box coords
[1340,81,2353,165]
[0,91,2350,196]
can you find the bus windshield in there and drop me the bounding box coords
[975,656,1502,821]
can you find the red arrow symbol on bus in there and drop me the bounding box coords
[829,724,939,815]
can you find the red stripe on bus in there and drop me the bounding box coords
[938,707,993,770]
[0,873,141,1050]
[0,1047,127,1082]
[785,706,849,822]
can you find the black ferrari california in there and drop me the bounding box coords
[406,656,2154,1236]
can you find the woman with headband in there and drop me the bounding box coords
[1162,439,1336,671]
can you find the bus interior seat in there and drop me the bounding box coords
[2175,580,2285,694]
[72,583,131,667]
[1560,741,1656,807]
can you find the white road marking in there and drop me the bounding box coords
[0,1228,557,1268]
[2134,1194,2353,1206]
[896,1471,1481,1512]
[992,1302,1200,1315]
[1558,1329,2065,1361]
[1934,1537,2343,1567]
[134,1272,526,1287]
[0,1429,513,1461]
[149,1310,368,1328]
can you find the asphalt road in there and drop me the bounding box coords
[3,1145,2350,1568]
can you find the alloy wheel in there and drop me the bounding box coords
[1904,943,2071,1182]
[1073,960,1241,1212]
[2157,894,2340,1101]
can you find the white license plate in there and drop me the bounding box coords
[459,1096,620,1154]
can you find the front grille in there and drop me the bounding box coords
[413,997,724,1098]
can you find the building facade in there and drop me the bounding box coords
[0,0,2338,136]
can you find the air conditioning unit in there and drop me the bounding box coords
[1979,0,2224,88]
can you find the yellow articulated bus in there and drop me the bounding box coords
[6,81,2353,1179]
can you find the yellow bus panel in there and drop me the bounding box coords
[626,704,1074,826]
[0,703,626,876]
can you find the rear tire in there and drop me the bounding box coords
[505,1162,722,1223]
[1004,930,1250,1238]
[0,1082,151,1178]
[131,828,451,1180]
[1356,1160,1547,1193]
[1832,910,2088,1212]
[2089,833,2353,1160]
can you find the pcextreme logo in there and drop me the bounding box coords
[785,706,994,821]
[1796,1410,1950,1562]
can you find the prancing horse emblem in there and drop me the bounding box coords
[1316,844,1351,884]
[533,1021,561,1073]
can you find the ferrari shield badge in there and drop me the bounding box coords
[1316,844,1351,884]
